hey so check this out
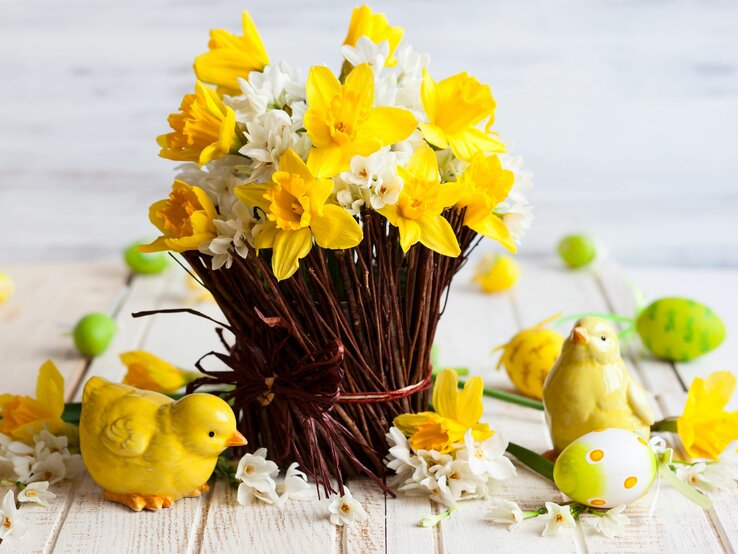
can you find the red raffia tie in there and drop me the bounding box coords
[338,374,432,404]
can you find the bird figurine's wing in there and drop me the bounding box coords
[99,412,155,458]
[627,380,655,426]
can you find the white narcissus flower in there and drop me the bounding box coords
[458,430,517,480]
[676,461,735,493]
[29,447,66,485]
[175,156,249,213]
[495,153,534,244]
[486,498,525,531]
[18,481,56,507]
[199,203,257,270]
[540,502,576,536]
[341,149,395,189]
[594,505,629,538]
[328,487,368,526]
[0,490,28,540]
[334,181,366,216]
[341,36,390,72]
[277,463,314,506]
[396,44,431,81]
[432,459,482,506]
[235,448,279,506]
[228,61,306,124]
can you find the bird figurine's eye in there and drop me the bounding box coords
[208,431,215,438]
[601,336,607,341]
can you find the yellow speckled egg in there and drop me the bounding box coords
[495,316,564,399]
[554,428,657,508]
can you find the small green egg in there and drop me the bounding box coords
[73,313,117,357]
[636,298,725,362]
[123,241,169,275]
[558,234,597,268]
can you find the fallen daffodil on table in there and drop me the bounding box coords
[0,490,28,541]
[120,351,200,395]
[0,361,77,443]
[328,487,368,526]
[17,481,55,507]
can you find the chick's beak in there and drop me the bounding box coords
[225,430,248,447]
[572,326,589,345]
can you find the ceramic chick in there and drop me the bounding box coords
[80,377,247,511]
[542,317,654,453]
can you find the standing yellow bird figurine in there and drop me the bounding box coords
[80,377,247,511]
[542,317,654,453]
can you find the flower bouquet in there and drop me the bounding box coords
[140,5,532,493]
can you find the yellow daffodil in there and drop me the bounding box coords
[377,146,462,256]
[194,10,269,95]
[677,371,738,460]
[0,360,75,442]
[343,5,404,67]
[304,63,417,178]
[235,149,363,280]
[456,152,516,252]
[157,81,238,165]
[121,351,200,394]
[394,369,493,453]
[140,180,217,253]
[419,70,504,161]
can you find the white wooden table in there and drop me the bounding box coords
[1,257,737,553]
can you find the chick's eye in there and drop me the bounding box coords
[208,431,215,438]
[600,336,607,341]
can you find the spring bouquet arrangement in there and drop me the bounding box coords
[140,5,533,493]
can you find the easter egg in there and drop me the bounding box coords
[636,298,725,362]
[554,428,657,508]
[558,235,597,268]
[73,313,117,357]
[496,325,564,399]
[123,241,169,275]
[474,254,520,293]
[0,271,14,303]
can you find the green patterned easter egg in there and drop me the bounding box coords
[554,428,657,508]
[636,298,725,362]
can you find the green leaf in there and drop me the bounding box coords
[506,442,555,482]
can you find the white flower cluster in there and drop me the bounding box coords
[0,430,83,486]
[385,427,516,507]
[234,448,313,507]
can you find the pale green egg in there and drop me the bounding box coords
[636,297,725,362]
[554,428,657,508]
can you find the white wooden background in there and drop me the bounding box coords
[1,258,737,552]
[1,0,738,266]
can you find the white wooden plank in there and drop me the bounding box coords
[200,478,337,553]
[385,494,435,554]
[343,479,385,554]
[50,473,208,553]
[0,262,126,398]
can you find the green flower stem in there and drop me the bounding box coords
[506,442,555,482]
[651,418,678,433]
[418,505,458,528]
[464,380,545,411]
[523,510,542,519]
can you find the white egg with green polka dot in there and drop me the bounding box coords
[553,428,658,508]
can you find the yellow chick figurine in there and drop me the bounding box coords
[80,377,247,511]
[542,317,654,452]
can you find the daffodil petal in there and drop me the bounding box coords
[416,214,461,257]
[397,218,421,252]
[420,70,438,123]
[307,144,346,178]
[703,371,736,410]
[36,360,65,418]
[449,128,506,161]
[419,123,448,149]
[311,205,363,249]
[306,66,342,113]
[363,107,417,147]
[468,213,517,253]
[235,183,271,211]
[342,63,375,112]
[272,228,313,281]
[406,146,440,183]
[432,369,458,421]
[393,411,436,436]
[456,376,485,427]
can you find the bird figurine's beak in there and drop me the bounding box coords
[571,326,589,345]
[225,430,248,447]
